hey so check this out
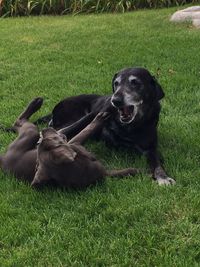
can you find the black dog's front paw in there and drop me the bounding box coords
[156,177,176,186]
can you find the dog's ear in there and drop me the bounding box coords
[151,76,165,100]
[31,167,49,189]
[112,72,119,92]
[51,146,77,164]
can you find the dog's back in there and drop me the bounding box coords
[52,94,101,129]
[0,149,37,183]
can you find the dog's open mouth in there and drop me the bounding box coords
[117,100,143,124]
[118,105,136,123]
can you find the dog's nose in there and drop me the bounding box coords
[112,96,123,108]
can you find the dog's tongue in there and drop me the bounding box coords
[123,107,130,116]
[122,106,134,117]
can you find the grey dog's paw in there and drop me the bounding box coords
[94,112,110,122]
[156,177,176,186]
[29,97,44,112]
[23,97,43,117]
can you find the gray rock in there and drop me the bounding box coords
[181,6,200,12]
[170,6,200,28]
[193,19,200,28]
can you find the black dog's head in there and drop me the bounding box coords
[111,67,164,124]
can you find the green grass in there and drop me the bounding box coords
[0,6,200,266]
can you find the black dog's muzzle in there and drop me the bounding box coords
[111,97,143,124]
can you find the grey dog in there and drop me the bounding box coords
[0,98,139,188]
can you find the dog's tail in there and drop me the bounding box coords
[106,168,140,178]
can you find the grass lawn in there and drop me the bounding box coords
[0,6,200,266]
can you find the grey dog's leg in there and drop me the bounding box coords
[7,98,43,151]
[13,97,43,132]
[8,122,39,152]
[68,112,109,145]
[58,112,95,138]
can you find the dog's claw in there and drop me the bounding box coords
[156,177,176,186]
[95,112,110,122]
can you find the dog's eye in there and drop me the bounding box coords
[59,133,67,141]
[114,80,119,87]
[130,79,139,86]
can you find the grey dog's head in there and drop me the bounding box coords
[37,128,67,149]
[37,128,76,163]
[111,67,164,124]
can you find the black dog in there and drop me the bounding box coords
[38,67,176,185]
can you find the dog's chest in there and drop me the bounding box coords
[101,120,153,152]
